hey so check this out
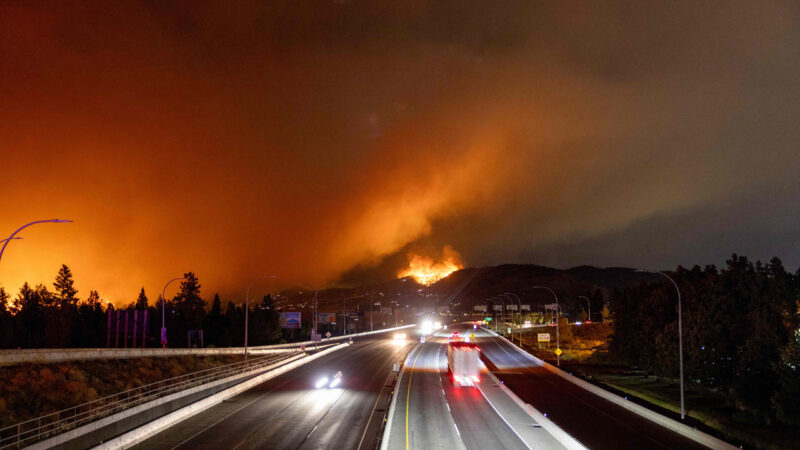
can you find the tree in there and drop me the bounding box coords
[13,283,47,347]
[772,327,800,425]
[135,288,148,310]
[204,293,224,346]
[0,287,12,347]
[53,264,78,308]
[172,272,206,346]
[87,290,102,310]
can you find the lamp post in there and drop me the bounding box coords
[579,295,591,323]
[298,283,335,351]
[493,296,507,324]
[371,301,381,331]
[531,286,560,366]
[0,219,73,263]
[638,269,685,420]
[161,276,187,348]
[504,292,522,345]
[485,298,502,331]
[245,276,278,361]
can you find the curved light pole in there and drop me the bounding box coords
[0,219,73,263]
[483,298,497,331]
[245,275,278,361]
[638,269,685,420]
[487,297,505,331]
[504,292,522,345]
[578,295,591,323]
[532,286,560,366]
[161,276,187,348]
[491,296,507,325]
[299,282,335,351]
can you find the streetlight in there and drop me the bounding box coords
[0,219,73,263]
[638,269,685,420]
[531,286,560,366]
[160,276,187,348]
[485,298,502,331]
[299,282,335,351]
[493,296,507,323]
[578,295,591,323]
[245,276,278,361]
[371,301,382,331]
[504,292,522,345]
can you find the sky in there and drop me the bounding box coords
[1,1,799,305]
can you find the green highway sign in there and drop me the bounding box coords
[485,317,492,321]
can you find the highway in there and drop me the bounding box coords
[474,326,709,450]
[134,334,412,450]
[384,330,530,450]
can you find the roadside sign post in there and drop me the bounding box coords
[538,333,550,349]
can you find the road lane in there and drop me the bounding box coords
[135,334,412,450]
[386,330,528,450]
[386,338,465,450]
[475,327,709,450]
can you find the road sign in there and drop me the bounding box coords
[538,333,550,342]
[554,348,563,356]
[492,304,503,311]
[485,317,492,322]
[544,303,558,310]
[520,304,531,311]
[507,327,512,334]
[325,331,331,338]
[507,304,518,311]
[279,312,301,329]
[474,305,487,312]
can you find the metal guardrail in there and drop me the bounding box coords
[0,324,418,367]
[0,350,304,449]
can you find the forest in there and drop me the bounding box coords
[0,267,286,350]
[610,255,800,425]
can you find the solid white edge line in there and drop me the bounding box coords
[379,342,421,450]
[486,329,737,450]
[453,423,460,436]
[484,370,585,450]
[90,344,350,450]
[475,380,533,450]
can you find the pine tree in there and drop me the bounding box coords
[87,290,102,310]
[173,272,206,346]
[53,264,78,308]
[205,293,223,346]
[135,288,149,310]
[0,287,11,348]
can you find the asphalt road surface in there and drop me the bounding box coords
[135,333,413,450]
[473,325,710,450]
[385,330,528,450]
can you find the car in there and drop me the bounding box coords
[315,371,343,388]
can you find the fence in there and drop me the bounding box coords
[0,323,418,367]
[0,350,306,449]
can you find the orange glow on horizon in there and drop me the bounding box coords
[398,245,463,286]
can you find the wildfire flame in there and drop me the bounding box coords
[398,245,464,286]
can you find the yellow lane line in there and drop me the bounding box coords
[405,342,426,450]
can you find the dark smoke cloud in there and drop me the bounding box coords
[1,1,799,303]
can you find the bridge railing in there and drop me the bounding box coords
[0,349,309,449]
[0,324,417,366]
